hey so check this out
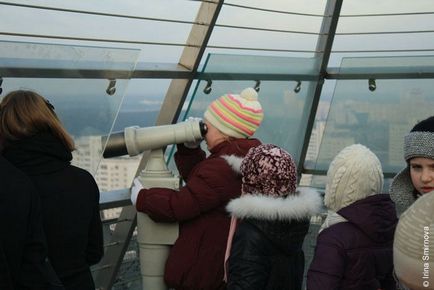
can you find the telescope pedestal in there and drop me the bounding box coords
[136,149,180,290]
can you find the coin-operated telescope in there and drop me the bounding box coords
[102,119,207,290]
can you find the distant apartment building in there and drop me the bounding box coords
[72,135,102,175]
[72,135,140,191]
[300,120,326,186]
[306,120,326,162]
[72,135,141,220]
[96,156,140,192]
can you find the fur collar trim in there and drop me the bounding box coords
[222,154,243,174]
[226,187,323,221]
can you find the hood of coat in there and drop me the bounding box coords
[389,166,417,216]
[337,194,398,243]
[223,153,323,221]
[3,132,72,175]
[226,187,323,221]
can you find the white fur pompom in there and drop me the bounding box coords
[240,87,258,101]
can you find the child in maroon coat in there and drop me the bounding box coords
[131,88,264,290]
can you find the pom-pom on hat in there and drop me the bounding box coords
[390,115,434,215]
[204,87,264,138]
[324,144,384,212]
[240,144,297,197]
[394,191,434,290]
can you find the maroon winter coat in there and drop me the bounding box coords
[136,138,261,290]
[307,194,398,290]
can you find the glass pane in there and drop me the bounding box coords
[0,1,201,63]
[169,53,319,166]
[0,41,140,178]
[338,55,434,74]
[0,40,139,70]
[203,53,321,75]
[315,56,434,174]
[331,1,434,67]
[207,1,325,57]
[98,79,171,192]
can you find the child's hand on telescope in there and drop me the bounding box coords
[184,116,204,149]
[130,177,144,206]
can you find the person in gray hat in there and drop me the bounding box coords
[390,116,434,216]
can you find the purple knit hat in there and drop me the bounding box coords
[240,144,297,197]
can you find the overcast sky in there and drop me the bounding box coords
[1,0,434,108]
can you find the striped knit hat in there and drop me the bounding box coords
[204,87,264,138]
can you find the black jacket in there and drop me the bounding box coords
[0,155,63,289]
[226,188,322,290]
[3,133,103,290]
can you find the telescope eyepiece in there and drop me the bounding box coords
[199,121,208,137]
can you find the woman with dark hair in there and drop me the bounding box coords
[0,90,103,290]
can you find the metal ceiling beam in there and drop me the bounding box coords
[2,57,434,81]
[325,69,434,79]
[296,0,343,173]
[0,63,192,79]
[93,1,224,289]
[3,66,434,80]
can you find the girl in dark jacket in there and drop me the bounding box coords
[307,144,398,290]
[131,88,264,290]
[224,144,322,290]
[0,90,103,290]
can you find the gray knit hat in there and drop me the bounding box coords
[390,116,434,215]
